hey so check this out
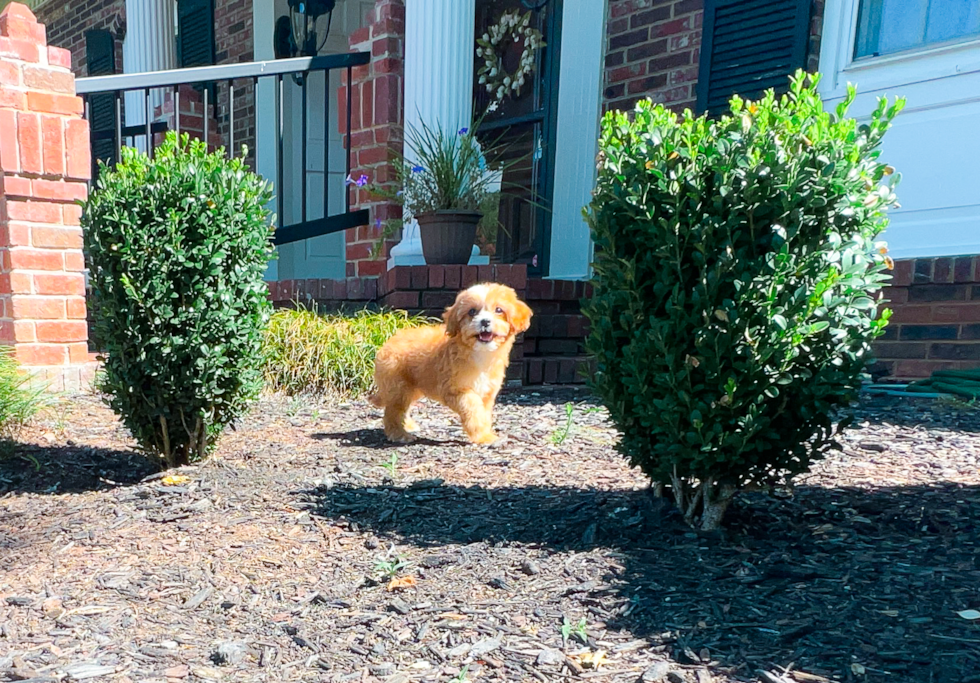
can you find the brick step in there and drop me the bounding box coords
[524,355,593,386]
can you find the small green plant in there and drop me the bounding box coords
[561,616,588,645]
[451,664,471,683]
[374,553,410,578]
[0,347,45,444]
[263,307,430,398]
[585,72,902,530]
[550,403,602,445]
[82,133,274,468]
[381,452,398,478]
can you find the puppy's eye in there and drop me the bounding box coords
[468,308,478,317]
[495,307,504,315]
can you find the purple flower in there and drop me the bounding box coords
[412,165,424,174]
[375,218,383,229]
[458,127,469,135]
[396,190,404,197]
[356,174,369,187]
[344,174,355,186]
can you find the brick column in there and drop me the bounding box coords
[0,3,95,392]
[339,0,405,278]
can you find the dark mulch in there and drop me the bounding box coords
[1,388,979,683]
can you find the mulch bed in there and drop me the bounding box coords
[1,388,979,683]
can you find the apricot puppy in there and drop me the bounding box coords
[370,283,533,444]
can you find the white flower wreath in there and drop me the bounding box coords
[476,9,546,102]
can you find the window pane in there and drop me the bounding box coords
[855,0,980,58]
[926,0,980,43]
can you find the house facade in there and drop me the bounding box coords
[3,0,979,385]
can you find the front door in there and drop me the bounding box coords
[474,0,562,276]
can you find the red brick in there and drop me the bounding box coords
[7,247,64,270]
[68,341,90,363]
[476,265,492,284]
[461,265,479,288]
[47,46,71,70]
[443,265,461,291]
[26,92,83,115]
[409,265,428,289]
[892,359,959,379]
[34,272,85,295]
[525,358,543,384]
[15,343,68,366]
[40,115,64,176]
[880,286,908,305]
[35,320,87,342]
[6,199,64,224]
[9,294,66,319]
[32,179,86,203]
[16,111,41,174]
[1,175,31,197]
[390,266,412,290]
[357,259,385,277]
[0,109,17,172]
[23,65,74,94]
[932,304,980,323]
[0,271,33,294]
[428,265,445,289]
[873,341,928,360]
[0,5,44,43]
[0,221,31,246]
[374,74,399,126]
[631,6,672,28]
[889,305,932,324]
[383,291,418,309]
[346,242,371,261]
[933,257,953,284]
[626,38,668,63]
[66,296,86,319]
[607,63,646,85]
[0,36,40,62]
[62,203,82,225]
[0,59,19,85]
[610,28,649,50]
[891,258,913,286]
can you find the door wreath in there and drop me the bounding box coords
[476,9,546,102]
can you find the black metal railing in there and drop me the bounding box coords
[75,53,370,246]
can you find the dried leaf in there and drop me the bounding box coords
[573,650,608,670]
[161,474,191,486]
[956,609,980,620]
[387,576,417,592]
[851,663,866,676]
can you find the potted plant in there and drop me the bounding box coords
[367,111,516,265]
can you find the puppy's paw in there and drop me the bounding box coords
[385,430,417,444]
[469,431,499,445]
[403,418,420,433]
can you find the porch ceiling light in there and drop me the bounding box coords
[288,0,337,57]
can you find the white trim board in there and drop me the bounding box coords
[547,2,605,280]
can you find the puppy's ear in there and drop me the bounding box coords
[443,300,462,337]
[510,300,533,334]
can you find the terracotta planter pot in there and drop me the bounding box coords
[416,211,482,265]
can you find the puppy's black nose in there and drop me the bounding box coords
[480,319,491,329]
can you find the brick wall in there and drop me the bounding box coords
[33,0,125,77]
[603,0,825,114]
[0,2,96,391]
[340,0,404,278]
[874,257,980,380]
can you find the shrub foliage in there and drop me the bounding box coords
[82,133,274,467]
[263,307,430,398]
[584,73,902,530]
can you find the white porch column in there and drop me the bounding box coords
[388,0,488,268]
[122,0,177,151]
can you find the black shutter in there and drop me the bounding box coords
[696,0,812,114]
[85,30,117,179]
[177,0,216,68]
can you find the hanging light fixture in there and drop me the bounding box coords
[288,0,337,57]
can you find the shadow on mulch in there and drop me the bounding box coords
[853,393,980,433]
[300,479,980,682]
[312,429,468,450]
[0,442,157,495]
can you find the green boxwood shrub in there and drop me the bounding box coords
[263,307,430,398]
[82,133,274,467]
[584,73,902,530]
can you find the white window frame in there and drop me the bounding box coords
[819,0,980,101]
